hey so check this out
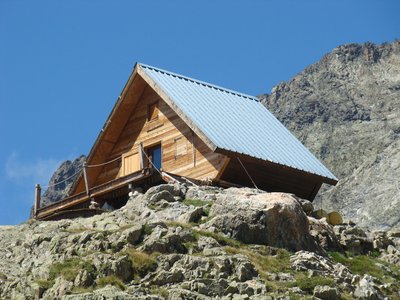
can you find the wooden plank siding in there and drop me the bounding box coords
[71,77,227,196]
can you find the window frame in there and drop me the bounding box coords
[147,101,159,122]
[174,136,187,159]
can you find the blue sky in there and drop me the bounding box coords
[0,0,399,225]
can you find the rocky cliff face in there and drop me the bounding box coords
[259,40,400,231]
[1,184,400,299]
[41,155,86,207]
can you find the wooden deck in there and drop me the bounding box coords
[36,170,159,220]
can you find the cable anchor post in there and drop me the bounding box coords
[34,184,41,218]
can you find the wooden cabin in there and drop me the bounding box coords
[35,63,338,220]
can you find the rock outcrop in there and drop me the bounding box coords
[41,155,86,207]
[259,40,400,231]
[205,190,320,252]
[1,184,399,299]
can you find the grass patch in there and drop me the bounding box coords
[150,286,169,298]
[96,275,126,290]
[198,215,213,224]
[288,273,335,293]
[183,241,197,251]
[49,258,95,281]
[166,221,194,229]
[203,205,211,216]
[183,198,212,207]
[64,227,90,234]
[167,221,243,247]
[330,251,400,292]
[330,252,387,280]
[369,249,381,258]
[148,204,161,211]
[124,248,158,278]
[288,293,313,300]
[71,286,94,294]
[341,292,356,300]
[194,230,241,247]
[0,272,7,281]
[224,246,294,293]
[143,223,154,235]
[183,199,213,224]
[35,279,54,290]
[225,246,291,276]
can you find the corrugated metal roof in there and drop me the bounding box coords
[139,63,337,181]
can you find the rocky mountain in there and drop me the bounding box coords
[259,40,400,231]
[41,155,86,207]
[1,184,400,299]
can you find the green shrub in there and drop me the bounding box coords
[96,275,125,290]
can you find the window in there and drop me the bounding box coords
[146,144,162,170]
[174,137,187,158]
[147,102,159,121]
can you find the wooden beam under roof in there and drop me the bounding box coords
[215,147,338,186]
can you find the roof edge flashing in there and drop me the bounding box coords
[138,63,260,102]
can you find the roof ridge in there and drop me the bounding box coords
[138,63,259,102]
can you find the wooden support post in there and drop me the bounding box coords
[139,142,145,169]
[192,131,196,167]
[34,184,41,218]
[83,162,90,197]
